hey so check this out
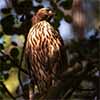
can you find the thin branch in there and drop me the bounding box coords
[42,59,98,99]
[18,31,29,98]
[0,50,28,75]
[0,81,15,100]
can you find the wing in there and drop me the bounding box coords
[25,21,67,91]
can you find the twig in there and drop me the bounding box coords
[18,31,29,98]
[0,49,29,99]
[0,50,28,75]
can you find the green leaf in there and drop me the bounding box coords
[0,44,4,50]
[10,48,19,58]
[60,0,73,9]
[0,75,4,81]
[55,10,64,21]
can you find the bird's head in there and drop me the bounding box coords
[36,8,54,22]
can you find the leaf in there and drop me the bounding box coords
[60,0,73,9]
[0,75,4,81]
[3,35,11,48]
[0,44,4,50]
[3,68,19,94]
[55,10,64,21]
[10,47,19,58]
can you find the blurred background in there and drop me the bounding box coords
[0,0,100,100]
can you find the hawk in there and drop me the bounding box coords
[25,8,67,94]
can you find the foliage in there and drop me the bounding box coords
[0,0,100,100]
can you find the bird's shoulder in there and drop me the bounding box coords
[28,20,59,38]
[30,21,52,31]
[28,20,64,46]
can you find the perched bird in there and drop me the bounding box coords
[25,8,67,94]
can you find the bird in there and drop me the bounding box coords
[25,8,67,94]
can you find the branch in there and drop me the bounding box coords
[18,32,29,98]
[0,50,28,75]
[0,81,15,100]
[41,59,98,99]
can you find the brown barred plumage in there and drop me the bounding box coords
[25,8,67,93]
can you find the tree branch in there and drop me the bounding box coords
[0,81,15,100]
[0,50,28,75]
